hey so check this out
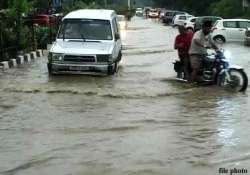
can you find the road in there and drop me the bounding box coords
[1,17,250,175]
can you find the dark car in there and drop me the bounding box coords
[194,16,222,32]
[161,10,188,25]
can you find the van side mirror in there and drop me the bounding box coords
[115,33,120,40]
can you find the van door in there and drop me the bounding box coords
[112,18,122,62]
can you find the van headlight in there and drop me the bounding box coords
[96,54,112,62]
[49,53,63,62]
[52,53,63,61]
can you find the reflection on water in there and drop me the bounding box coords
[120,29,127,41]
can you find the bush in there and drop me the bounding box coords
[210,0,243,18]
[34,26,58,49]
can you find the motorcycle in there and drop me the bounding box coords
[173,50,248,92]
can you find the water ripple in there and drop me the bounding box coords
[1,157,57,175]
[209,153,250,166]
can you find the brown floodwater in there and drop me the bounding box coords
[1,17,250,175]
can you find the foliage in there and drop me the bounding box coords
[210,0,243,18]
[31,0,50,10]
[242,8,250,18]
[34,26,50,49]
[8,0,30,17]
[0,0,9,9]
[7,0,30,50]
[62,1,88,14]
[153,0,249,18]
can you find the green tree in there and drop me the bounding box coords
[8,0,30,50]
[0,0,9,9]
[210,0,243,18]
[32,0,51,9]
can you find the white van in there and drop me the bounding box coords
[48,9,122,75]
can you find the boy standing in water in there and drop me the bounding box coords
[174,26,193,80]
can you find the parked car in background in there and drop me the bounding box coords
[162,10,188,25]
[212,19,250,43]
[48,9,122,75]
[135,8,143,16]
[148,9,159,18]
[184,17,197,31]
[245,27,250,46]
[32,14,57,26]
[159,9,167,21]
[172,14,193,27]
[117,15,127,30]
[194,16,222,31]
[143,7,151,18]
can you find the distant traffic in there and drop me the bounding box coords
[135,7,250,45]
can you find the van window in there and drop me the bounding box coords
[112,18,119,36]
[223,21,237,28]
[238,21,250,28]
[58,19,113,40]
[179,16,186,20]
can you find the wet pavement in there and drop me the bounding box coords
[1,17,250,175]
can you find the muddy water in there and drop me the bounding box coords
[1,17,250,175]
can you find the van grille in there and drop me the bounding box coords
[96,55,109,62]
[64,55,96,63]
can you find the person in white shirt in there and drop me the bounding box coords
[189,20,218,83]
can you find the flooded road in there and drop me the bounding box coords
[1,17,250,175]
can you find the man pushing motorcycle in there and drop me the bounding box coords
[189,20,218,83]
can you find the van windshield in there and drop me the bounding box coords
[58,19,113,40]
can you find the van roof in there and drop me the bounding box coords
[63,9,116,20]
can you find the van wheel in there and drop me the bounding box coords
[47,63,54,75]
[214,35,226,44]
[107,63,117,75]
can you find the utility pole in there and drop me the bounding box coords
[128,0,131,10]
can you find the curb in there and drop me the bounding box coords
[24,53,31,62]
[1,49,44,70]
[0,61,9,69]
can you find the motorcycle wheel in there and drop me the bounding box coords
[218,69,248,92]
